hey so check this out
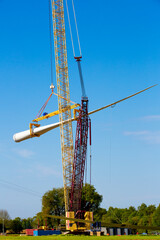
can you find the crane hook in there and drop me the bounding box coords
[50,83,55,92]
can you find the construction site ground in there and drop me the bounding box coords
[1,235,160,240]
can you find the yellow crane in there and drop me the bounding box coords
[51,0,74,213]
[13,0,157,232]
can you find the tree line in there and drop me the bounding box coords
[1,184,160,233]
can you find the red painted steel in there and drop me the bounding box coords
[70,97,89,213]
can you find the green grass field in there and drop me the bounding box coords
[1,235,160,240]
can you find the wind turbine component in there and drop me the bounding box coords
[13,84,157,143]
[13,122,61,142]
[13,0,158,232]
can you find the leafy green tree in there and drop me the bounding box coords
[81,184,103,212]
[137,203,147,217]
[101,207,122,224]
[42,188,65,226]
[128,206,136,213]
[146,205,156,227]
[121,208,129,223]
[10,218,23,233]
[138,215,149,226]
[0,223,2,232]
[94,208,107,221]
[135,203,156,232]
[0,223,6,233]
[40,186,159,229]
[32,212,45,229]
[147,205,156,216]
[128,215,139,225]
[42,188,65,216]
[22,218,33,229]
[42,184,103,226]
[98,203,157,233]
[152,204,160,226]
[101,214,112,223]
[127,207,137,224]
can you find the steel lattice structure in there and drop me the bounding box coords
[70,98,89,213]
[12,0,157,231]
[52,0,74,212]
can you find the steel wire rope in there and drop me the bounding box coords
[84,148,87,208]
[85,152,87,186]
[107,109,123,224]
[65,0,82,57]
[65,0,86,99]
[0,179,42,198]
[89,119,92,211]
[0,183,41,198]
[0,181,41,196]
[71,0,82,56]
[65,0,75,57]
[48,0,54,84]
[89,144,91,211]
[108,109,112,192]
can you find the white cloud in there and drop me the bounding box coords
[124,131,160,144]
[142,131,160,144]
[124,131,149,136]
[35,164,61,177]
[141,115,160,121]
[12,148,34,158]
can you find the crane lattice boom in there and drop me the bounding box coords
[70,98,89,213]
[52,0,74,212]
[12,0,158,232]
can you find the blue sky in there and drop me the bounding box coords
[0,0,160,219]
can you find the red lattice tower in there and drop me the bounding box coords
[70,97,89,215]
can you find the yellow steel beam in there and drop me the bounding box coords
[89,84,157,116]
[33,104,80,122]
[51,0,75,212]
[29,123,40,136]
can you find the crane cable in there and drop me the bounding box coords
[65,0,82,57]
[65,0,75,57]
[89,120,92,211]
[48,0,54,84]
[0,178,42,198]
[71,0,82,56]
[34,91,78,120]
[65,0,86,98]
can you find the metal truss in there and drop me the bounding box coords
[52,0,74,212]
[70,98,89,213]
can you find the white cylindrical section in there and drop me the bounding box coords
[13,122,61,143]
[13,129,31,142]
[13,117,75,143]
